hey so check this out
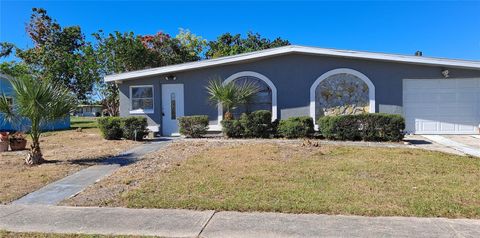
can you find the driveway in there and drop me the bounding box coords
[406,134,480,157]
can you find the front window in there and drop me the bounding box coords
[131,86,154,113]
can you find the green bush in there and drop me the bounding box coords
[278,116,315,138]
[318,113,405,142]
[98,117,123,140]
[178,115,209,138]
[122,116,148,141]
[239,110,273,138]
[221,119,244,138]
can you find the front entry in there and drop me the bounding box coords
[162,84,184,136]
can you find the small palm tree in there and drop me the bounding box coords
[206,78,259,120]
[0,75,76,165]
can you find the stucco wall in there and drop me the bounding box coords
[118,53,480,133]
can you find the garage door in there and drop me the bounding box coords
[403,78,480,134]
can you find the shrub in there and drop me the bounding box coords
[318,113,405,141]
[278,116,315,138]
[221,119,244,138]
[239,110,273,138]
[98,117,123,140]
[122,116,148,141]
[178,115,209,138]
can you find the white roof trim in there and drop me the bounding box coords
[105,45,480,82]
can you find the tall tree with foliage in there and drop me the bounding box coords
[4,8,98,100]
[205,32,290,58]
[0,76,76,165]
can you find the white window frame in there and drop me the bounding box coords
[309,68,376,129]
[129,85,154,114]
[213,71,277,131]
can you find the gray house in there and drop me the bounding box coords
[105,45,480,136]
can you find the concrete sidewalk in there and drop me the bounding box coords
[12,139,172,205]
[1,205,479,238]
[422,135,480,157]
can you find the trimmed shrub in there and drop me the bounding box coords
[239,110,273,138]
[318,113,405,142]
[221,119,244,138]
[178,115,209,138]
[122,116,148,141]
[278,116,315,138]
[98,117,123,140]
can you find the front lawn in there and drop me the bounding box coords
[0,128,139,204]
[65,140,480,218]
[70,116,98,129]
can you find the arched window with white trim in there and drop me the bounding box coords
[218,71,277,125]
[310,68,375,125]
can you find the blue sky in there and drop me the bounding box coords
[1,0,480,60]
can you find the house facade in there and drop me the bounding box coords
[105,45,480,136]
[0,74,70,131]
[75,105,103,117]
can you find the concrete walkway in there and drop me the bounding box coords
[12,139,172,205]
[422,135,480,157]
[1,205,479,238]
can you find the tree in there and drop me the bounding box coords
[0,76,77,165]
[206,79,260,120]
[11,8,98,100]
[205,32,290,58]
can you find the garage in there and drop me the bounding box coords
[403,78,480,134]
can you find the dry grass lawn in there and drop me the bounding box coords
[65,140,480,218]
[0,128,139,204]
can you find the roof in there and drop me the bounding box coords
[105,45,480,82]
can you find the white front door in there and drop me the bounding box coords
[403,78,480,134]
[162,84,184,136]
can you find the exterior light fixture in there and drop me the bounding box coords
[441,69,449,78]
[165,75,177,81]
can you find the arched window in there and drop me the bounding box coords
[217,71,277,127]
[310,68,375,126]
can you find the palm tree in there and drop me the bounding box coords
[0,75,76,165]
[206,78,260,120]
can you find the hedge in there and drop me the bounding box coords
[221,119,244,138]
[318,113,405,141]
[240,110,273,138]
[98,117,123,140]
[178,115,209,138]
[277,116,315,138]
[122,116,148,141]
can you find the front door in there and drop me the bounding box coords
[162,84,184,136]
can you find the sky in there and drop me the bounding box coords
[1,0,480,61]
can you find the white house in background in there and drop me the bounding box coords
[75,105,103,117]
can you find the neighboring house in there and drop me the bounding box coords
[105,45,480,136]
[0,73,70,131]
[75,105,103,117]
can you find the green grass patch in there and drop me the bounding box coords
[70,116,98,129]
[122,142,480,218]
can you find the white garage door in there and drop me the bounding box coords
[403,78,480,134]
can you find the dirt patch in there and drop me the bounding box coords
[0,128,139,203]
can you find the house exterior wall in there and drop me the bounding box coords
[118,53,480,133]
[0,77,70,131]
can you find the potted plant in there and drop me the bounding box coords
[0,132,8,152]
[9,132,27,151]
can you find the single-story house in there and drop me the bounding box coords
[0,73,70,132]
[74,105,103,117]
[105,45,480,136]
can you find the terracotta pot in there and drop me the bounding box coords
[0,132,8,142]
[0,141,8,152]
[10,139,27,151]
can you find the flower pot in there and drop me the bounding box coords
[10,139,27,151]
[0,141,8,152]
[0,132,8,142]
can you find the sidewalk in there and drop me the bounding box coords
[1,205,479,238]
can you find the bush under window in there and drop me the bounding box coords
[178,115,209,138]
[277,116,315,139]
[318,113,405,142]
[239,110,273,138]
[98,117,123,140]
[221,119,244,138]
[122,116,148,141]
